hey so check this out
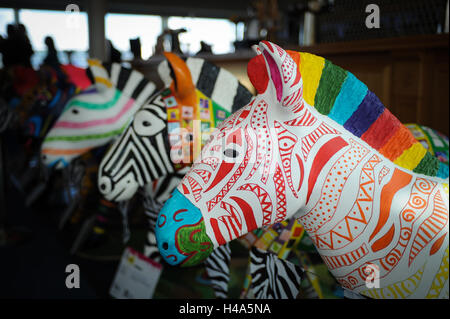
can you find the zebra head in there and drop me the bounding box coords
[41,59,157,169]
[98,52,194,202]
[98,52,254,202]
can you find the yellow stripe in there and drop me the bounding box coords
[299,52,325,106]
[393,142,427,170]
[88,58,103,68]
[94,76,113,88]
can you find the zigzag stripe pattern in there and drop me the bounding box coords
[237,183,273,226]
[314,154,380,250]
[273,164,287,223]
[274,121,298,198]
[300,138,369,233]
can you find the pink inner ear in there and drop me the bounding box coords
[263,50,283,102]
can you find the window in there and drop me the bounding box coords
[105,13,162,60]
[167,16,236,55]
[0,7,14,36]
[19,9,89,68]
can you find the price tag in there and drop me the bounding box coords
[110,247,163,299]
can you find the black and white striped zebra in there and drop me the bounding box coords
[248,247,305,299]
[204,243,232,299]
[98,93,173,202]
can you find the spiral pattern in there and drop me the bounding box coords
[409,194,427,210]
[416,178,436,194]
[402,209,416,222]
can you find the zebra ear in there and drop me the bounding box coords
[258,41,303,109]
[163,52,196,100]
[87,59,113,91]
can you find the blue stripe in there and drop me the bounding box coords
[328,72,368,125]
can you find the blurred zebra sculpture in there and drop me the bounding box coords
[155,41,449,299]
[41,59,159,168]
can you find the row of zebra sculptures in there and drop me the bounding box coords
[5,41,447,298]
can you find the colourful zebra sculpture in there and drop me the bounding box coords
[41,59,159,168]
[155,41,449,299]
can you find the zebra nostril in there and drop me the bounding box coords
[100,183,106,191]
[162,242,168,250]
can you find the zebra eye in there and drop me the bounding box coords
[133,109,165,136]
[72,108,79,115]
[223,148,239,158]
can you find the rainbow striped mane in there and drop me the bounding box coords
[291,51,448,179]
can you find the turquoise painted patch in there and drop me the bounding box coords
[437,162,449,179]
[155,188,203,266]
[328,72,368,125]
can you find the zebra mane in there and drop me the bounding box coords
[86,59,156,103]
[288,50,449,179]
[185,57,253,113]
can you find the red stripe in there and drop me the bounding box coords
[306,137,349,205]
[296,154,305,192]
[371,224,396,252]
[369,169,412,242]
[231,196,258,232]
[210,217,226,245]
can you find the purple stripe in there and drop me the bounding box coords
[343,90,384,137]
[263,50,283,102]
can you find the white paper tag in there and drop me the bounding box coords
[110,247,163,299]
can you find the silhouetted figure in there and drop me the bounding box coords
[129,38,142,60]
[107,40,122,64]
[0,24,34,68]
[43,36,60,68]
[196,41,213,55]
[65,50,74,64]
[169,28,186,55]
[153,28,186,57]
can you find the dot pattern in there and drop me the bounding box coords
[300,138,369,233]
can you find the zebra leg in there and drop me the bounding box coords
[204,243,232,299]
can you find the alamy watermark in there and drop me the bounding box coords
[364,263,380,289]
[65,4,81,29]
[365,4,380,29]
[65,264,80,289]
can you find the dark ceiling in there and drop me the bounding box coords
[0,0,307,19]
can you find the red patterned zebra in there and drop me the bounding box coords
[155,41,449,299]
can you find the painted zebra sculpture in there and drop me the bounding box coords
[155,41,449,299]
[41,59,159,168]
